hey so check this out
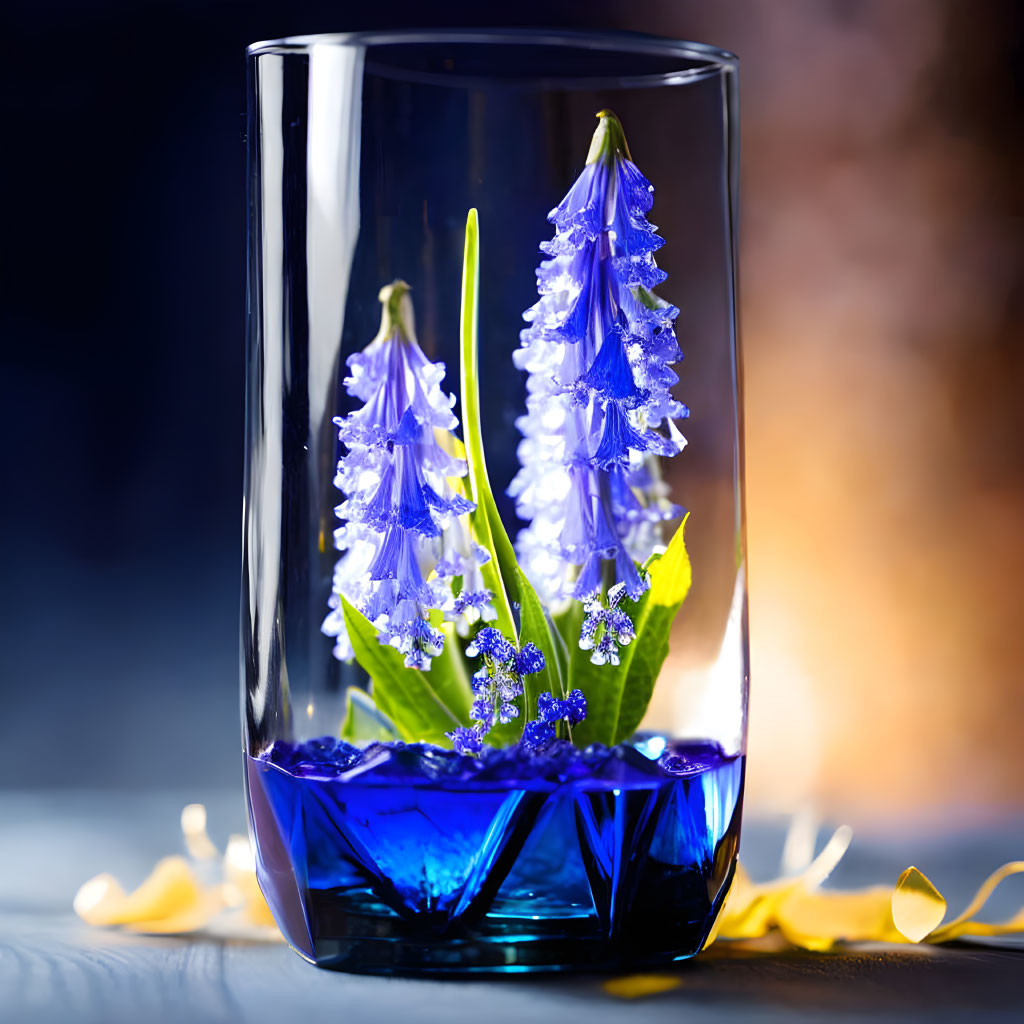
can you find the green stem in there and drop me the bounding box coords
[458,208,518,640]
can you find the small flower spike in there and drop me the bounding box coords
[578,581,639,667]
[509,111,686,625]
[520,689,588,752]
[446,629,546,752]
[447,727,484,757]
[322,281,492,668]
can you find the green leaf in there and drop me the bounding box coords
[340,596,461,745]
[570,514,692,747]
[609,599,674,744]
[567,594,646,748]
[514,566,565,714]
[340,688,399,744]
[552,602,582,655]
[544,605,570,693]
[458,208,519,641]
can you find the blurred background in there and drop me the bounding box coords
[1,0,1021,827]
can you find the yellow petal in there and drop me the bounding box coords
[603,974,681,999]
[775,885,902,950]
[73,873,129,926]
[802,825,853,888]
[74,856,215,932]
[715,879,793,939]
[928,861,1024,943]
[704,820,1024,952]
[944,908,1024,939]
[892,866,946,942]
[714,826,854,942]
[122,891,222,935]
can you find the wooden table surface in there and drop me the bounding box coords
[2,790,1021,1024]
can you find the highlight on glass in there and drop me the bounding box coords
[243,29,745,973]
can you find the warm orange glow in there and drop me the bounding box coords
[651,0,1024,821]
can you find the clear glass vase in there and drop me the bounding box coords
[242,28,746,974]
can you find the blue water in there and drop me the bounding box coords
[245,737,743,973]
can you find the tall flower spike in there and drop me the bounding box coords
[322,281,489,668]
[509,111,687,613]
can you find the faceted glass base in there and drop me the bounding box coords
[245,738,744,975]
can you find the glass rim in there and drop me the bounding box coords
[246,27,737,73]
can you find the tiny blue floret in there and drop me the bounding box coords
[564,689,588,726]
[516,642,546,676]
[447,726,484,757]
[466,626,516,663]
[521,720,556,752]
[537,691,563,724]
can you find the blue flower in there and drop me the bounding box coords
[462,629,545,746]
[470,696,494,731]
[520,687,587,752]
[321,281,492,668]
[520,720,556,752]
[564,688,587,725]
[537,691,563,724]
[534,688,587,727]
[498,702,520,725]
[446,726,484,757]
[508,111,686,633]
[466,626,517,663]
[579,582,637,667]
[516,642,545,676]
